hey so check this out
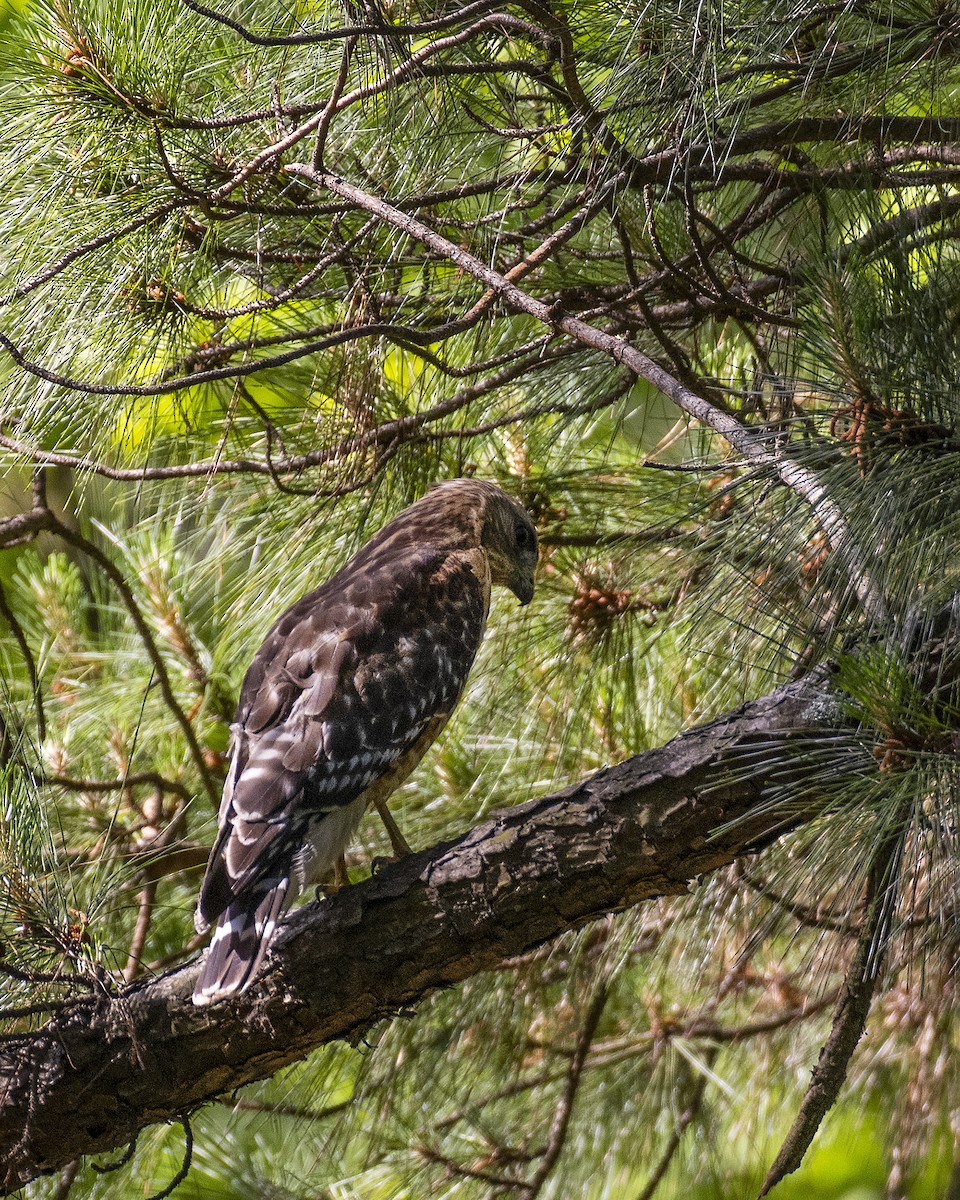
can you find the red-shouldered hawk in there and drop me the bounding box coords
[192,479,538,1004]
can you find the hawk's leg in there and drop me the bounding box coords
[314,855,350,900]
[373,796,413,859]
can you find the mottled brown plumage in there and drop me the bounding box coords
[193,480,538,1004]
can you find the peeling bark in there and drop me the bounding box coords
[0,666,861,1190]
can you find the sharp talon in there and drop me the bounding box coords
[315,855,350,898]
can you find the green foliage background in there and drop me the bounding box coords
[0,0,959,1195]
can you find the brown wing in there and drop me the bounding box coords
[196,547,488,930]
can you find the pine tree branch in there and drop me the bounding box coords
[0,664,872,1192]
[0,200,187,310]
[180,0,508,47]
[290,161,888,625]
[0,340,580,483]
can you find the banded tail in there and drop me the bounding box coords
[192,880,288,1006]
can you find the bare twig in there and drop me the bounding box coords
[633,1048,716,1200]
[522,981,608,1197]
[759,812,909,1195]
[215,1096,352,1122]
[45,771,191,803]
[123,882,158,983]
[0,579,45,741]
[182,0,506,47]
[43,515,217,805]
[739,866,862,934]
[0,340,578,485]
[0,504,56,549]
[52,1159,81,1200]
[417,1144,526,1189]
[91,1136,138,1174]
[176,219,377,321]
[540,527,692,548]
[313,37,357,171]
[0,201,186,309]
[144,1118,192,1200]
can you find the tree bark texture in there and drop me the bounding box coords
[0,666,863,1190]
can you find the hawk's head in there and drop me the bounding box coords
[428,479,539,605]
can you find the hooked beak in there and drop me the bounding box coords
[511,575,535,606]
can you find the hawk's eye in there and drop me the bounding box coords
[515,522,533,550]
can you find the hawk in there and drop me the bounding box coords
[193,479,538,1004]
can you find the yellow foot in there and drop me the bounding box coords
[314,855,350,900]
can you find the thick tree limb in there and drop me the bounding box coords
[0,666,865,1191]
[8,501,951,1195]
